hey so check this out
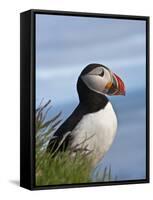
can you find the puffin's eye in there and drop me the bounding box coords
[99,69,104,77]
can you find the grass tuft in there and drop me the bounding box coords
[35,100,115,186]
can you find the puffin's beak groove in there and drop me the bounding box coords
[105,72,125,96]
[113,73,126,96]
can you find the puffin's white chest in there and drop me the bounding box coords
[71,102,117,165]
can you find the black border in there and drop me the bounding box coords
[20,9,150,190]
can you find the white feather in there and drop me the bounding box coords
[70,102,117,166]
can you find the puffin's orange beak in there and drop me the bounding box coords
[113,73,125,96]
[105,72,125,96]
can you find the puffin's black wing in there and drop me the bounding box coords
[46,104,87,154]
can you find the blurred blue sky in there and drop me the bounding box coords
[36,14,146,181]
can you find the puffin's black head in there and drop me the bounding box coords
[77,63,125,105]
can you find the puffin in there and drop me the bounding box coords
[47,63,125,167]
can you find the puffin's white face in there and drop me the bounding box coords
[81,66,125,96]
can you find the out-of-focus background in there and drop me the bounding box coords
[36,14,146,181]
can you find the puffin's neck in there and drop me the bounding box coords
[77,78,109,113]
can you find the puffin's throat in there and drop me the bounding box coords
[77,78,108,112]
